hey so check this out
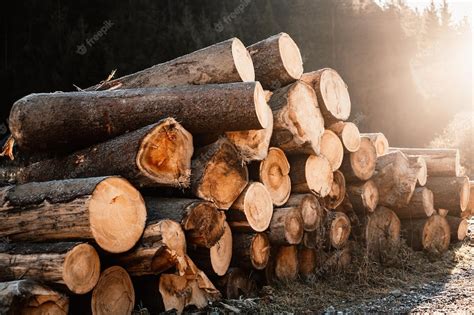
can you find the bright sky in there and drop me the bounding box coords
[404,0,472,25]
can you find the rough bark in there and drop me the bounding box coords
[325,211,351,250]
[286,194,325,232]
[320,129,344,171]
[323,170,346,210]
[298,247,317,277]
[288,154,333,197]
[394,187,435,219]
[425,176,470,216]
[402,215,451,254]
[328,121,361,153]
[268,207,304,245]
[445,216,468,242]
[340,136,377,182]
[346,180,379,213]
[360,133,389,157]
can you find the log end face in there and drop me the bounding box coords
[278,33,304,81]
[63,243,100,294]
[373,134,389,157]
[350,137,377,181]
[330,212,351,249]
[154,220,187,268]
[254,82,272,129]
[210,222,233,276]
[301,194,323,231]
[274,245,299,281]
[261,147,291,206]
[457,219,468,241]
[184,201,225,248]
[321,129,344,171]
[89,177,147,253]
[320,69,351,121]
[460,176,470,212]
[363,180,379,212]
[250,233,271,270]
[243,182,274,232]
[422,215,451,254]
[416,157,428,186]
[341,122,361,152]
[232,38,255,82]
[306,155,333,197]
[285,208,304,244]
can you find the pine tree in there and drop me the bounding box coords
[439,0,452,31]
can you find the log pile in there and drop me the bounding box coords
[0,32,470,314]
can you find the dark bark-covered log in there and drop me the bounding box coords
[298,247,316,277]
[215,268,258,300]
[247,33,303,90]
[145,197,226,248]
[0,177,146,254]
[10,83,270,152]
[285,194,325,232]
[394,187,435,219]
[273,245,299,281]
[0,280,69,315]
[116,220,187,276]
[249,147,291,206]
[325,211,351,250]
[0,242,100,294]
[2,119,193,188]
[446,216,468,242]
[227,182,273,232]
[89,37,254,91]
[328,121,361,153]
[346,180,379,213]
[300,68,351,126]
[91,266,135,315]
[231,232,270,270]
[318,246,352,274]
[360,133,389,157]
[268,207,304,245]
[320,130,344,171]
[389,148,462,177]
[425,176,470,216]
[323,170,346,210]
[402,214,451,254]
[340,136,377,182]
[302,228,327,250]
[269,81,325,155]
[288,154,333,197]
[372,150,418,208]
[408,156,428,187]
[191,138,249,209]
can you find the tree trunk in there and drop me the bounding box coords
[0,280,69,315]
[298,247,317,277]
[10,83,270,152]
[446,216,468,242]
[227,182,274,232]
[231,232,271,270]
[3,119,193,188]
[0,176,146,254]
[273,245,299,281]
[320,129,344,171]
[88,37,254,90]
[269,81,325,155]
[360,133,389,157]
[288,154,333,197]
[215,268,257,300]
[145,197,226,248]
[191,138,249,209]
[402,215,451,254]
[247,33,303,90]
[268,207,304,245]
[389,148,462,177]
[0,242,100,294]
[346,180,379,213]
[340,136,377,182]
[325,211,351,250]
[372,150,418,208]
[327,121,361,153]
[425,176,470,215]
[248,147,291,206]
[408,156,428,187]
[323,170,346,210]
[394,187,435,219]
[91,266,135,315]
[116,220,187,276]
[300,68,351,125]
[285,194,325,232]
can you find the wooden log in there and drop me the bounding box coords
[372,150,418,208]
[3,119,193,188]
[0,176,146,254]
[116,220,187,276]
[268,207,304,245]
[274,245,299,281]
[269,81,325,155]
[394,187,435,219]
[285,194,325,232]
[425,176,470,215]
[298,247,317,277]
[227,182,274,232]
[446,216,468,242]
[288,154,333,197]
[402,215,451,254]
[231,232,270,270]
[408,156,428,187]
[327,121,361,152]
[320,130,344,171]
[89,37,254,90]
[10,83,270,152]
[389,148,462,177]
[191,138,249,209]
[247,33,303,90]
[144,197,226,248]
[188,221,232,276]
[360,133,389,157]
[346,180,379,213]
[302,228,327,250]
[340,136,377,182]
[323,170,346,210]
[0,242,100,294]
[325,211,351,250]
[319,246,352,274]
[0,280,69,315]
[248,147,291,206]
[215,268,257,300]
[91,266,135,315]
[468,180,474,214]
[300,68,351,126]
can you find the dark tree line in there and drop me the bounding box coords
[0,0,471,146]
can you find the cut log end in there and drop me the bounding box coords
[324,170,346,210]
[137,118,193,187]
[63,243,101,294]
[306,155,333,197]
[253,82,271,129]
[274,245,299,281]
[148,220,187,273]
[412,156,428,186]
[349,137,377,181]
[285,209,305,245]
[299,194,324,232]
[259,147,291,206]
[365,206,401,262]
[348,180,379,212]
[91,266,135,315]
[341,122,361,152]
[183,201,225,248]
[320,129,344,171]
[328,212,351,249]
[279,33,304,81]
[460,177,471,212]
[210,222,232,276]
[231,38,255,82]
[423,215,451,254]
[298,247,316,277]
[250,233,271,270]
[362,133,389,157]
[89,177,147,253]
